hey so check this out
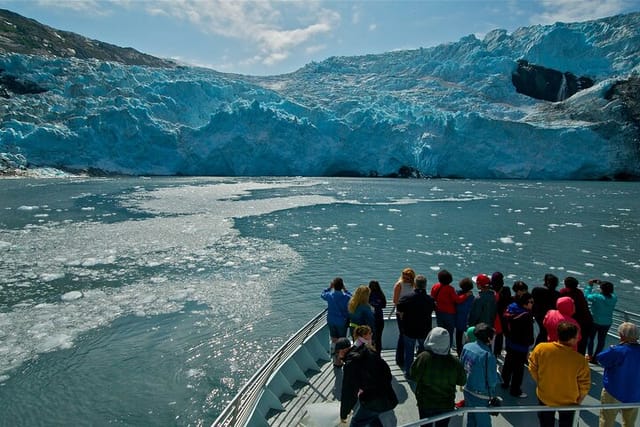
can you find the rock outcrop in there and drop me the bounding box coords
[511,59,595,102]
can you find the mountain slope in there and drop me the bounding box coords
[0,8,175,67]
[0,10,639,179]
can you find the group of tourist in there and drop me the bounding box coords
[321,269,640,427]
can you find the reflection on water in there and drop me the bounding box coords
[0,177,638,426]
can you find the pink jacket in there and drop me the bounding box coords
[543,296,581,348]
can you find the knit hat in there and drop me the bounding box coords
[424,327,450,355]
[475,274,491,287]
[466,326,477,343]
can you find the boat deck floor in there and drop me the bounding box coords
[271,349,625,427]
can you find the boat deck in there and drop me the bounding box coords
[213,308,640,427]
[293,349,614,427]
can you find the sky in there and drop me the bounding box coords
[1,0,639,76]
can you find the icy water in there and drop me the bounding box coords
[0,177,638,426]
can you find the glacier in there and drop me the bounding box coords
[1,12,639,179]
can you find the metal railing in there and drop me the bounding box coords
[211,309,328,427]
[212,305,640,427]
[400,402,640,427]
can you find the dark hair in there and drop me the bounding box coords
[600,281,614,298]
[437,269,453,285]
[516,292,533,307]
[368,280,381,293]
[459,277,474,292]
[544,273,559,290]
[473,322,495,343]
[415,275,427,289]
[512,280,528,293]
[331,277,344,291]
[557,321,579,342]
[564,276,579,289]
[490,272,504,291]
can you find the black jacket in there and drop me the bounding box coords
[397,289,435,339]
[340,345,397,419]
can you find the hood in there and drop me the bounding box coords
[506,301,527,315]
[424,327,451,355]
[343,343,368,364]
[556,296,575,316]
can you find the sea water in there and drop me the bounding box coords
[0,177,638,426]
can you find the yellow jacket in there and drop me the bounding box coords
[528,342,590,406]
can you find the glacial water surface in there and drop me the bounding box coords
[0,177,638,426]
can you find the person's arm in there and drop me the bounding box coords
[340,364,358,420]
[392,281,401,305]
[409,352,424,382]
[576,360,591,403]
[583,281,596,300]
[487,354,499,396]
[528,349,539,383]
[456,359,467,387]
[596,345,621,368]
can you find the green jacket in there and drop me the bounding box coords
[410,350,467,410]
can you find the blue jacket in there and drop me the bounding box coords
[584,285,617,326]
[598,343,640,403]
[321,288,352,326]
[503,302,534,353]
[455,289,474,330]
[350,304,375,332]
[460,341,498,398]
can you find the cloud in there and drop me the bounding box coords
[35,0,134,15]
[532,0,629,24]
[35,0,109,14]
[149,0,339,67]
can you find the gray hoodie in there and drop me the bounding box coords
[424,327,451,355]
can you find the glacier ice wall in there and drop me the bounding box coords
[1,13,639,179]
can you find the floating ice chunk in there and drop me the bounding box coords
[0,241,10,250]
[600,224,620,228]
[38,334,74,352]
[499,236,514,244]
[18,205,39,210]
[61,291,83,301]
[40,273,64,282]
[81,258,99,267]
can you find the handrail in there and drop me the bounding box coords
[211,309,328,427]
[399,402,640,427]
[212,304,640,426]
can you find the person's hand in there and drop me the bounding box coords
[339,418,348,425]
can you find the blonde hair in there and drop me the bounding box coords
[353,325,372,340]
[399,267,415,284]
[349,285,371,313]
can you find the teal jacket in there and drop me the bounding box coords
[584,285,617,326]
